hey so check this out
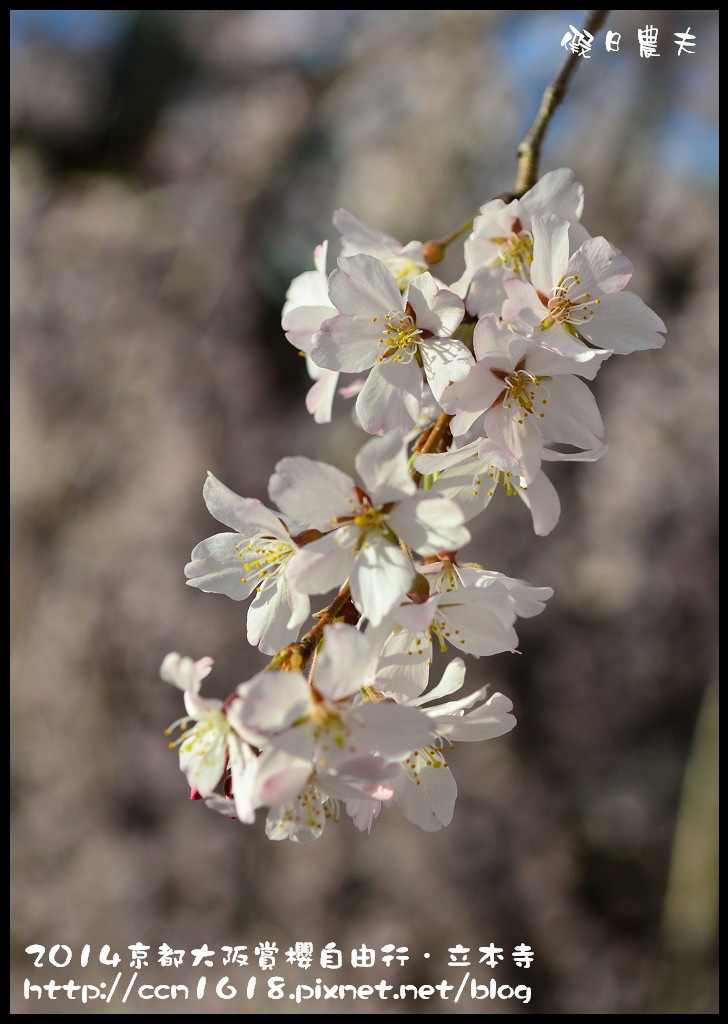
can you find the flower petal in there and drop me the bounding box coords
[203,474,288,537]
[285,531,356,597]
[269,456,355,527]
[355,361,421,434]
[330,253,402,317]
[355,432,415,501]
[315,623,376,701]
[349,533,413,626]
[391,496,470,555]
[530,214,571,296]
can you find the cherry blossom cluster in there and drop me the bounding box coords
[162,168,665,842]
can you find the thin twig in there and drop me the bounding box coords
[514,10,609,196]
[410,411,453,486]
[268,583,352,671]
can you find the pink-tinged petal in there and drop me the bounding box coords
[538,322,593,357]
[520,168,584,223]
[228,736,259,825]
[474,196,512,229]
[338,378,365,398]
[186,532,276,600]
[391,496,470,555]
[355,362,421,435]
[265,788,325,843]
[485,406,544,484]
[315,622,375,701]
[449,406,485,438]
[526,343,611,380]
[429,285,466,336]
[329,254,403,317]
[305,370,338,424]
[421,338,474,402]
[333,208,405,257]
[351,703,434,757]
[568,222,592,251]
[423,684,488,717]
[286,584,311,631]
[319,758,398,802]
[286,531,355,596]
[282,273,328,319]
[517,470,561,536]
[395,763,457,831]
[434,692,516,742]
[430,462,494,523]
[282,304,335,351]
[440,360,502,419]
[579,290,666,354]
[406,273,464,335]
[183,690,224,722]
[160,652,213,693]
[371,624,431,699]
[355,432,415,502]
[404,270,438,320]
[439,595,519,657]
[311,315,379,372]
[203,474,287,537]
[313,240,328,277]
[282,242,330,316]
[466,200,513,274]
[349,533,413,626]
[269,456,355,527]
[501,277,548,329]
[389,597,438,635]
[233,670,311,737]
[472,313,516,361]
[477,437,521,471]
[413,439,479,474]
[346,798,382,833]
[530,214,571,295]
[539,376,604,450]
[411,658,466,706]
[463,267,507,319]
[542,445,608,462]
[178,720,228,797]
[461,568,553,617]
[567,236,633,294]
[247,579,304,655]
[255,730,315,806]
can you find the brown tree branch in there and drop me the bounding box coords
[514,10,610,196]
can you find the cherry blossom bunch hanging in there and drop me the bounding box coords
[161,162,665,843]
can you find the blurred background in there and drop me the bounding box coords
[10,9,718,1014]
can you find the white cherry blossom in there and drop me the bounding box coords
[184,473,311,656]
[455,168,587,317]
[233,625,434,809]
[419,559,553,618]
[441,314,608,482]
[351,659,516,833]
[270,433,470,626]
[161,653,259,824]
[367,583,520,700]
[311,254,471,433]
[415,435,605,536]
[334,208,428,287]
[502,214,666,356]
[281,241,340,423]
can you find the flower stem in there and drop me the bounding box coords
[268,583,352,671]
[410,411,453,486]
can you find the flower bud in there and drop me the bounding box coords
[423,240,445,266]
